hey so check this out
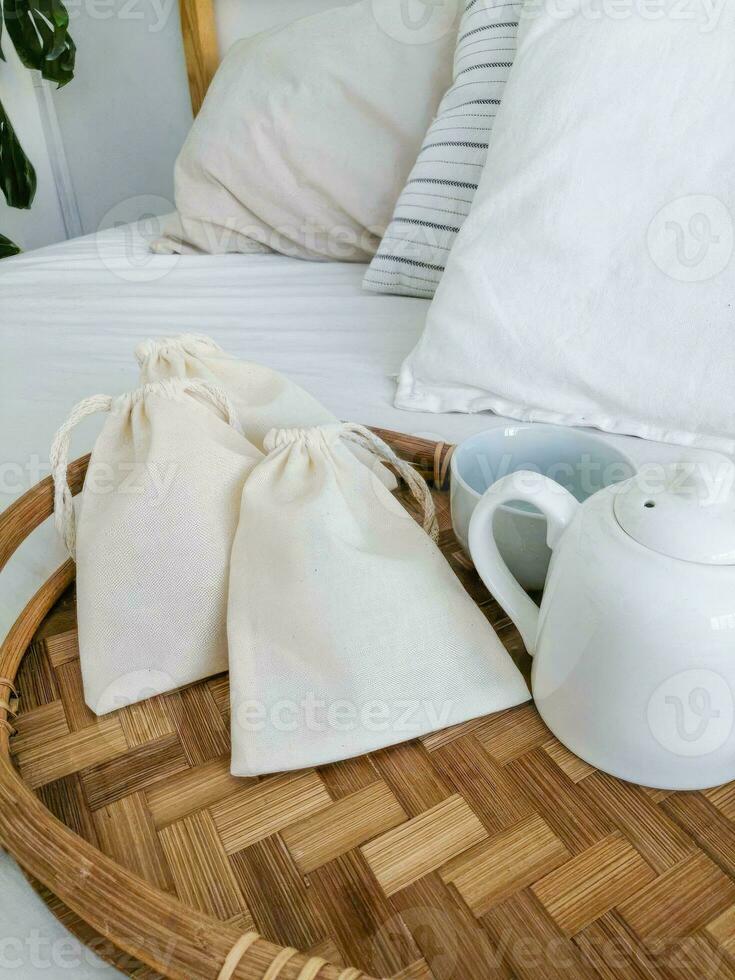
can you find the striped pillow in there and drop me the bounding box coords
[363,0,519,298]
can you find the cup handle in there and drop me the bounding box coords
[468,472,580,655]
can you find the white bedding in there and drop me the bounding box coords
[0,222,703,976]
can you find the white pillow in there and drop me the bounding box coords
[155,1,454,261]
[396,2,735,453]
[363,0,519,297]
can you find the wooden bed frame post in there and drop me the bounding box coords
[179,0,220,115]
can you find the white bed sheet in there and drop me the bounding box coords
[0,222,703,977]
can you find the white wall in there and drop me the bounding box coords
[1,0,193,251]
[0,47,67,251]
[52,0,352,240]
[1,0,355,252]
[51,0,194,236]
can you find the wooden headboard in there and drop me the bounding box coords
[179,0,220,115]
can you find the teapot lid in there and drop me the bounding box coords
[613,458,735,565]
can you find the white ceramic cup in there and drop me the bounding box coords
[451,424,636,591]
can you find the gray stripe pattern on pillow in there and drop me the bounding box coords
[363,0,519,298]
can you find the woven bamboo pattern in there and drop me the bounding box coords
[3,429,735,979]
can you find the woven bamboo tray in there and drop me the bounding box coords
[2,429,735,980]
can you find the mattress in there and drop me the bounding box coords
[0,223,696,974]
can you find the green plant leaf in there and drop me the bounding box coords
[0,97,37,208]
[0,232,21,257]
[3,0,76,86]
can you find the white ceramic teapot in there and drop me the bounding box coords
[469,459,735,790]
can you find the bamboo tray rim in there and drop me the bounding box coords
[5,429,735,980]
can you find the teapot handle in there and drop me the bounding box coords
[468,472,580,655]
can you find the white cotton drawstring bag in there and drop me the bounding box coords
[50,377,263,715]
[227,423,530,776]
[135,333,396,489]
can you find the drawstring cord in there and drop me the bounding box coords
[342,423,439,542]
[50,393,113,559]
[134,333,222,366]
[49,378,241,560]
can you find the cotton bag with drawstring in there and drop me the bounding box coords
[135,333,396,488]
[227,423,530,776]
[50,377,262,714]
